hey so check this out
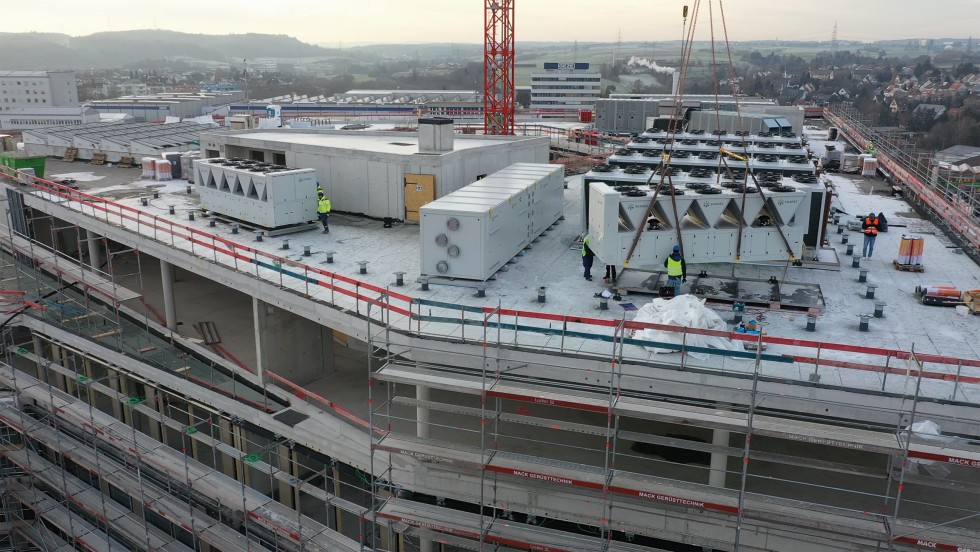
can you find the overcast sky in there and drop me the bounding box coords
[8,0,979,45]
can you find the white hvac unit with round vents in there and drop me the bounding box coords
[420,163,564,281]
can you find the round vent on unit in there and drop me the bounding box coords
[435,234,449,247]
[436,261,449,274]
[446,217,460,231]
[447,245,460,258]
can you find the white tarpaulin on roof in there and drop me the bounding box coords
[633,295,744,358]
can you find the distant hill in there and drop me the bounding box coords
[0,30,334,69]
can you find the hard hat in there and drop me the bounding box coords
[673,245,681,252]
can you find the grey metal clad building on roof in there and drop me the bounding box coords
[199,121,549,221]
[86,92,244,122]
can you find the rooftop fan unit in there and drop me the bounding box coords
[758,142,775,149]
[758,132,772,137]
[686,182,710,190]
[632,137,651,143]
[731,186,758,194]
[689,129,706,135]
[615,148,634,156]
[771,185,797,192]
[624,166,648,175]
[591,164,616,173]
[705,140,720,147]
[697,187,723,194]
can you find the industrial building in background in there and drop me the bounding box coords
[0,70,79,111]
[530,62,602,117]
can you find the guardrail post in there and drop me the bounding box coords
[680,329,688,370]
[952,360,963,401]
[809,344,821,383]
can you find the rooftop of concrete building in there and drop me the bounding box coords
[204,128,547,155]
[18,126,980,406]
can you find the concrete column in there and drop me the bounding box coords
[144,387,162,441]
[218,418,237,478]
[83,358,96,406]
[416,385,431,439]
[232,424,250,486]
[160,260,177,332]
[277,444,299,509]
[31,334,46,382]
[413,381,433,552]
[108,369,124,421]
[708,427,731,487]
[709,408,732,487]
[253,297,333,385]
[332,462,344,534]
[49,344,68,393]
[86,230,102,271]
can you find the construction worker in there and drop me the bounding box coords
[581,235,595,281]
[663,245,687,297]
[317,192,331,233]
[604,264,617,284]
[862,212,879,258]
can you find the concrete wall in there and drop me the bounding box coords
[253,298,334,386]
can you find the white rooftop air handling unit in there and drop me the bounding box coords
[586,173,825,266]
[194,158,317,229]
[420,164,563,281]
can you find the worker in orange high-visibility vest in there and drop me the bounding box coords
[861,212,879,258]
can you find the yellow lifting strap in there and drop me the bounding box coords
[719,148,747,162]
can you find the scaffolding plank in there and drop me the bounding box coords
[2,448,192,552]
[6,487,130,552]
[0,369,362,552]
[2,233,141,302]
[378,498,607,552]
[0,406,255,552]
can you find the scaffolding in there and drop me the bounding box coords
[366,295,980,551]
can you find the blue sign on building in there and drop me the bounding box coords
[543,62,590,71]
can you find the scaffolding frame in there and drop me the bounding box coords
[366,293,979,551]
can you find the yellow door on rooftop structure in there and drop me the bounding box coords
[404,173,435,222]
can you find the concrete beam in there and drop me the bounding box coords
[160,260,177,332]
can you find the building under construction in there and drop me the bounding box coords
[0,114,978,552]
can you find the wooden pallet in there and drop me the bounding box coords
[62,147,78,162]
[118,156,135,168]
[893,260,924,272]
[90,153,107,165]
